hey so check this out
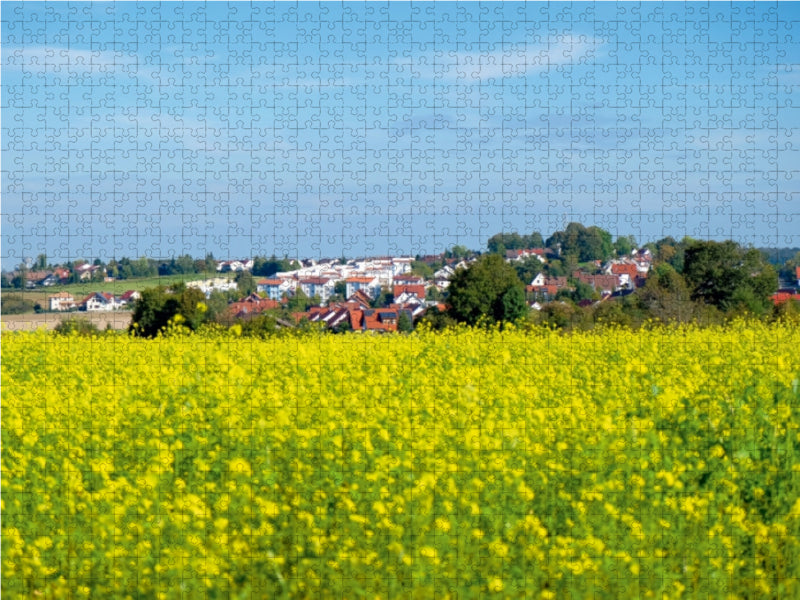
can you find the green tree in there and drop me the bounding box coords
[634,264,696,323]
[252,255,294,277]
[446,254,526,325]
[0,294,35,314]
[35,254,48,270]
[409,260,434,279]
[683,240,778,315]
[444,244,471,260]
[10,270,27,289]
[419,306,457,331]
[512,256,545,286]
[284,288,311,312]
[397,311,414,332]
[372,287,394,308]
[129,284,207,337]
[613,235,637,257]
[546,223,613,262]
[500,285,528,324]
[54,316,100,337]
[235,271,256,296]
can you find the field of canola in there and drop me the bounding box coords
[3,321,800,599]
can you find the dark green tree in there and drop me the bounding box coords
[372,287,394,308]
[613,235,637,257]
[499,285,528,324]
[129,284,207,337]
[419,306,458,331]
[284,288,311,312]
[252,255,294,277]
[634,264,696,323]
[512,256,545,286]
[546,223,613,262]
[397,311,414,332]
[446,254,526,325]
[235,271,256,296]
[444,244,471,260]
[683,240,778,315]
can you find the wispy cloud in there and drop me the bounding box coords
[447,35,602,81]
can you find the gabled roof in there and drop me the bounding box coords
[348,289,373,306]
[611,263,638,277]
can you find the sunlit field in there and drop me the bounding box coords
[3,321,799,598]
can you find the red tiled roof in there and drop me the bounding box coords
[346,276,374,283]
[611,263,638,277]
[393,284,426,298]
[772,292,800,306]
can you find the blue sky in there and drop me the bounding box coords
[2,2,798,268]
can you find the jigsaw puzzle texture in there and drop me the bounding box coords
[3,2,800,598]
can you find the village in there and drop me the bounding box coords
[11,248,665,332]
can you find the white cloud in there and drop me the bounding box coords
[396,34,603,82]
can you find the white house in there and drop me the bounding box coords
[117,290,141,307]
[83,292,117,311]
[49,292,75,311]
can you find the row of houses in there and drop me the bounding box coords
[47,290,140,312]
[254,272,432,304]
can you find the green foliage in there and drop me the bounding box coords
[446,254,526,325]
[419,306,458,330]
[546,223,613,262]
[54,316,100,337]
[536,301,581,330]
[284,288,311,312]
[499,285,528,324]
[235,271,256,296]
[0,294,36,315]
[129,284,207,337]
[443,244,471,260]
[683,240,778,314]
[240,312,283,338]
[634,264,697,323]
[252,255,293,277]
[772,298,800,325]
[409,260,434,279]
[158,254,199,276]
[10,271,27,289]
[372,286,394,308]
[397,310,414,333]
[487,231,544,254]
[613,235,637,257]
[512,256,545,285]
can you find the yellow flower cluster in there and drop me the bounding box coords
[2,320,799,598]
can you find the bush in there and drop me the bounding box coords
[54,316,100,336]
[1,294,36,315]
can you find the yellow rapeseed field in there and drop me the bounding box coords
[3,321,800,598]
